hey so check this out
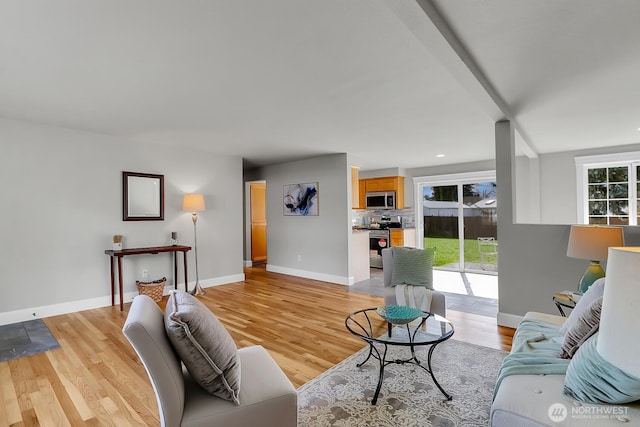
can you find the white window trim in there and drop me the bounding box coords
[575,152,640,224]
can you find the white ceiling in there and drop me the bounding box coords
[1,0,639,170]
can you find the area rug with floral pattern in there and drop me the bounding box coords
[297,337,507,426]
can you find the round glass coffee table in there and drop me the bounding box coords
[345,306,454,405]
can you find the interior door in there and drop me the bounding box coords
[250,182,267,263]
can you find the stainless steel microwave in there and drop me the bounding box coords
[365,192,396,209]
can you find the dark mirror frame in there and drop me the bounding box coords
[122,171,165,221]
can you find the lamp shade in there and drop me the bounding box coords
[182,194,205,212]
[597,247,640,377]
[566,225,624,261]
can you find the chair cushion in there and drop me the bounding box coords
[181,346,297,427]
[559,296,602,359]
[391,247,434,289]
[165,290,241,404]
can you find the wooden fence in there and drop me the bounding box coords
[424,216,497,239]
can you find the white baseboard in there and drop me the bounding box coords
[497,312,523,328]
[266,264,350,286]
[193,273,245,289]
[0,295,119,327]
[243,260,253,267]
[0,273,246,326]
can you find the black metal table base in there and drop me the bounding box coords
[357,332,452,405]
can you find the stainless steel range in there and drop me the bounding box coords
[369,228,390,269]
[366,215,403,268]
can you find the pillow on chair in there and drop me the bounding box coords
[391,247,435,289]
[165,290,241,404]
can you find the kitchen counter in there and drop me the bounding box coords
[351,228,370,282]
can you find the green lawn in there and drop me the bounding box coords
[424,237,498,267]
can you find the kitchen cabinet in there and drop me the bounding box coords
[365,177,399,193]
[391,228,416,248]
[351,166,360,209]
[360,176,405,208]
[358,180,366,209]
[390,230,403,247]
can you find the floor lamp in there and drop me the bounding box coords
[183,193,206,295]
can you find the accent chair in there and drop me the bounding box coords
[122,295,297,427]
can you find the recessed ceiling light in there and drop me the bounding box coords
[436,154,445,158]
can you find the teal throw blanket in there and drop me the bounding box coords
[493,318,569,399]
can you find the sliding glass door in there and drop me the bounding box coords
[424,184,460,271]
[462,181,497,272]
[416,172,497,274]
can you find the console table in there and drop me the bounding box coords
[105,245,191,311]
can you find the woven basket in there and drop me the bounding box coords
[136,277,166,302]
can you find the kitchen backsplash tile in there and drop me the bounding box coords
[352,208,415,227]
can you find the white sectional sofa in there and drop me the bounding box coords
[491,311,640,426]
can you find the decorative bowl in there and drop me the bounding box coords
[376,305,422,324]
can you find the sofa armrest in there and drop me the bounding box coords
[523,311,566,327]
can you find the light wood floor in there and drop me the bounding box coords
[0,265,514,426]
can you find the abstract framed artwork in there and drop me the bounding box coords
[283,182,319,216]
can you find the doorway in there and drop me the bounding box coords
[412,171,498,317]
[249,182,267,264]
[415,171,497,274]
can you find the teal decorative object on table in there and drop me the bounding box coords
[376,305,423,324]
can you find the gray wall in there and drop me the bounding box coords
[6,114,639,327]
[514,154,541,223]
[359,168,404,179]
[535,143,640,225]
[496,121,640,326]
[405,159,496,208]
[1,118,244,322]
[405,159,496,182]
[257,154,352,283]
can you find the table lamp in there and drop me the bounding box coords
[183,193,206,296]
[597,247,640,378]
[566,225,624,293]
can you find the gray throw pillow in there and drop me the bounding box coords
[559,277,605,335]
[560,296,602,359]
[391,247,435,289]
[164,290,241,404]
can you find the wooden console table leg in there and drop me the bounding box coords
[110,257,115,307]
[117,256,124,311]
[183,251,189,292]
[173,252,178,290]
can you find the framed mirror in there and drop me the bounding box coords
[123,171,164,221]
